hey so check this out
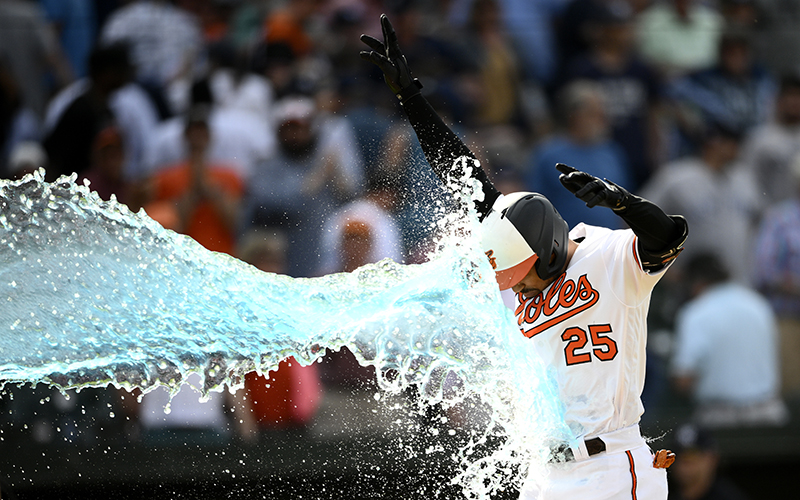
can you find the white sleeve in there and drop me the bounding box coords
[602,228,669,307]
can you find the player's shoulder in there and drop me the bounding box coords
[569,224,637,267]
[569,223,631,242]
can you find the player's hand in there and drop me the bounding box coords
[360,14,422,102]
[653,449,676,469]
[556,163,630,211]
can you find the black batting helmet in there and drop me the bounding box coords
[480,192,570,290]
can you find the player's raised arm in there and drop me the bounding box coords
[360,14,500,220]
[556,163,688,271]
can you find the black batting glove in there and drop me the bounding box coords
[556,163,631,212]
[360,14,423,103]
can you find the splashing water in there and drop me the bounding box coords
[0,170,570,497]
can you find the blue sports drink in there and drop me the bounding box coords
[0,170,569,497]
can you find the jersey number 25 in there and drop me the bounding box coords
[561,324,618,366]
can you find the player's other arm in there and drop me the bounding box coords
[556,163,688,271]
[360,14,500,220]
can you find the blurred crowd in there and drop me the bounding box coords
[2,0,800,480]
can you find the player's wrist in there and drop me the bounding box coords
[606,180,631,212]
[396,78,423,104]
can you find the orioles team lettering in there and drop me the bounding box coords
[485,249,497,270]
[515,273,600,338]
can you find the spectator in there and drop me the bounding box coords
[236,227,290,275]
[636,0,725,80]
[748,0,800,78]
[739,73,800,207]
[337,83,396,184]
[110,80,162,183]
[80,125,131,205]
[377,112,458,263]
[752,158,800,400]
[6,141,47,180]
[525,79,631,230]
[100,0,205,115]
[139,360,244,446]
[147,78,274,182]
[0,60,41,176]
[222,0,268,50]
[138,109,248,441]
[207,40,274,126]
[721,0,759,29]
[40,0,97,79]
[243,95,363,277]
[252,41,303,100]
[667,423,751,500]
[43,43,131,181]
[668,28,776,157]
[641,123,759,283]
[319,167,405,275]
[0,0,73,117]
[313,4,394,175]
[313,85,365,196]
[263,0,322,59]
[450,0,568,86]
[554,0,613,80]
[233,229,323,433]
[0,383,129,447]
[183,0,237,43]
[380,0,475,124]
[316,164,408,389]
[559,3,664,189]
[318,0,382,96]
[461,0,526,129]
[670,254,788,428]
[144,105,243,256]
[44,75,160,184]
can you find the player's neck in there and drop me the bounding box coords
[564,239,579,270]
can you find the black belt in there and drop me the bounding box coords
[549,437,606,463]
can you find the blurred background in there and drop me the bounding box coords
[2,0,800,498]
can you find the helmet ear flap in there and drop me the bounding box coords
[482,192,569,286]
[522,199,569,281]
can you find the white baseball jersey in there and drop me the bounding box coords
[516,223,670,440]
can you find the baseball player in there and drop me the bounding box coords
[361,15,685,499]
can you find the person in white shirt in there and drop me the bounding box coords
[100,0,204,113]
[641,124,760,284]
[671,253,788,428]
[146,79,275,182]
[319,167,404,275]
